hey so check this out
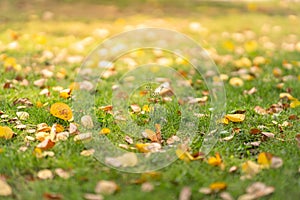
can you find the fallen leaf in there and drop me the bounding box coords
[290,100,300,108]
[81,115,94,129]
[219,192,234,200]
[238,182,274,200]
[0,126,14,139]
[99,128,110,135]
[243,87,257,95]
[241,160,260,178]
[43,193,63,200]
[124,135,133,144]
[13,98,33,106]
[84,193,103,200]
[179,186,191,200]
[209,182,227,192]
[229,77,244,87]
[16,111,29,120]
[55,168,71,179]
[80,149,95,156]
[95,180,118,195]
[261,132,274,138]
[141,182,154,192]
[229,166,238,173]
[208,152,223,167]
[257,152,272,168]
[225,114,245,122]
[74,132,92,141]
[142,129,158,142]
[254,106,267,115]
[198,187,212,194]
[0,179,12,196]
[37,169,53,180]
[270,156,283,168]
[36,139,55,150]
[50,102,73,121]
[279,92,297,101]
[296,134,300,148]
[130,104,141,113]
[136,143,162,153]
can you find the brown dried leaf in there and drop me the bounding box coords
[83,193,103,200]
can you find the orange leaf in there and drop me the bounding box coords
[208,152,222,166]
[50,103,73,121]
[209,182,227,192]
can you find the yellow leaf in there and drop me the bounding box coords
[0,126,14,139]
[229,77,244,87]
[241,160,260,177]
[176,149,191,162]
[142,105,150,112]
[257,152,272,168]
[136,143,150,153]
[279,93,297,101]
[209,182,227,192]
[290,100,300,108]
[244,40,257,52]
[225,114,245,123]
[99,128,111,135]
[208,152,222,166]
[33,147,43,158]
[50,102,73,121]
[219,117,229,124]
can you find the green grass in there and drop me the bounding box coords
[1,1,300,200]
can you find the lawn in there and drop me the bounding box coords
[0,0,300,199]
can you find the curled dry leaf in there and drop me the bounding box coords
[296,134,300,148]
[43,193,63,200]
[84,193,103,200]
[95,180,118,195]
[124,135,133,144]
[241,160,260,178]
[136,143,161,153]
[199,187,212,195]
[130,104,141,113]
[74,132,92,141]
[0,179,12,196]
[238,182,274,200]
[142,129,158,142]
[16,111,29,120]
[229,166,238,173]
[254,106,267,115]
[36,139,55,150]
[80,149,95,157]
[13,98,33,106]
[0,126,14,139]
[37,169,53,180]
[141,182,154,192]
[243,87,257,95]
[261,132,274,138]
[179,186,191,200]
[50,102,73,121]
[55,168,71,179]
[219,192,234,200]
[207,152,223,167]
[69,123,78,135]
[81,115,94,129]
